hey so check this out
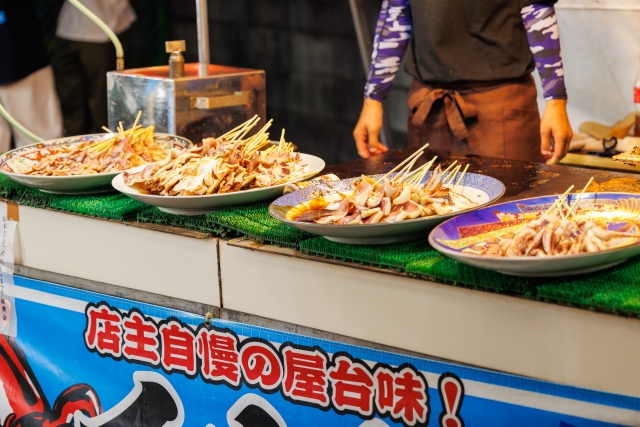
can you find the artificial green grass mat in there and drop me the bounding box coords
[406,254,534,294]
[1,174,640,316]
[206,203,312,248]
[536,257,640,317]
[300,238,433,272]
[49,194,147,220]
[136,207,227,235]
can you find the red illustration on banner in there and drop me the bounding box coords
[122,311,160,364]
[197,328,241,386]
[159,321,197,376]
[0,334,102,427]
[85,304,123,358]
[240,341,283,390]
[282,347,330,407]
[328,354,375,416]
[438,373,465,427]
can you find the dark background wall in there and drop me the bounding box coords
[169,0,411,165]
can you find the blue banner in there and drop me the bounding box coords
[2,275,638,427]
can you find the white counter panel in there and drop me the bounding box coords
[220,241,640,397]
[16,206,220,306]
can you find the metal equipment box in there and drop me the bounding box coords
[107,63,266,144]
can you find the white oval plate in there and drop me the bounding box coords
[429,193,640,277]
[269,172,505,244]
[0,133,193,194]
[112,153,325,215]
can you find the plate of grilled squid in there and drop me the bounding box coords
[269,144,505,244]
[0,114,192,193]
[429,179,640,276]
[112,116,325,215]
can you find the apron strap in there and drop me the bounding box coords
[408,88,478,141]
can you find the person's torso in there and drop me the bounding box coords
[56,0,137,43]
[404,0,535,85]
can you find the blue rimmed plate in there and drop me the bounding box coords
[429,192,640,277]
[269,172,505,245]
[0,133,192,194]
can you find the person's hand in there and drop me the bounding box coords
[353,98,389,158]
[540,99,573,165]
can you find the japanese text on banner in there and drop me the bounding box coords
[0,202,17,337]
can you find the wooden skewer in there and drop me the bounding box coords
[560,200,572,219]
[444,164,461,187]
[221,115,259,140]
[129,111,142,138]
[391,151,423,183]
[246,127,273,156]
[394,152,423,182]
[440,161,458,182]
[88,137,116,153]
[406,156,437,186]
[398,155,422,182]
[411,157,437,186]
[453,164,470,193]
[374,142,429,185]
[565,177,594,219]
[543,185,575,216]
[233,118,260,142]
[118,122,126,139]
[229,116,261,141]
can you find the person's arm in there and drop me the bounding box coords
[354,0,413,158]
[521,2,573,164]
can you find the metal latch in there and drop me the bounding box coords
[191,92,251,110]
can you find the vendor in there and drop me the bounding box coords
[353,0,572,165]
[52,0,136,136]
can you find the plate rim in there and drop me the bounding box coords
[268,172,506,230]
[428,191,640,262]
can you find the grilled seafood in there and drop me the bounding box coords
[288,160,478,225]
[2,120,167,177]
[464,214,640,257]
[463,179,640,257]
[123,117,309,196]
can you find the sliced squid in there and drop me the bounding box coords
[392,186,412,205]
[380,197,392,216]
[361,207,381,219]
[401,200,423,219]
[363,211,384,224]
[367,191,384,208]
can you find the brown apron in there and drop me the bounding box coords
[407,75,545,163]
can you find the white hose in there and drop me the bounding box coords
[0,0,125,143]
[67,0,125,70]
[0,102,44,143]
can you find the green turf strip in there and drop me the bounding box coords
[136,207,227,235]
[49,194,147,220]
[206,204,312,247]
[536,257,640,317]
[1,174,640,316]
[300,237,433,272]
[405,254,535,294]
